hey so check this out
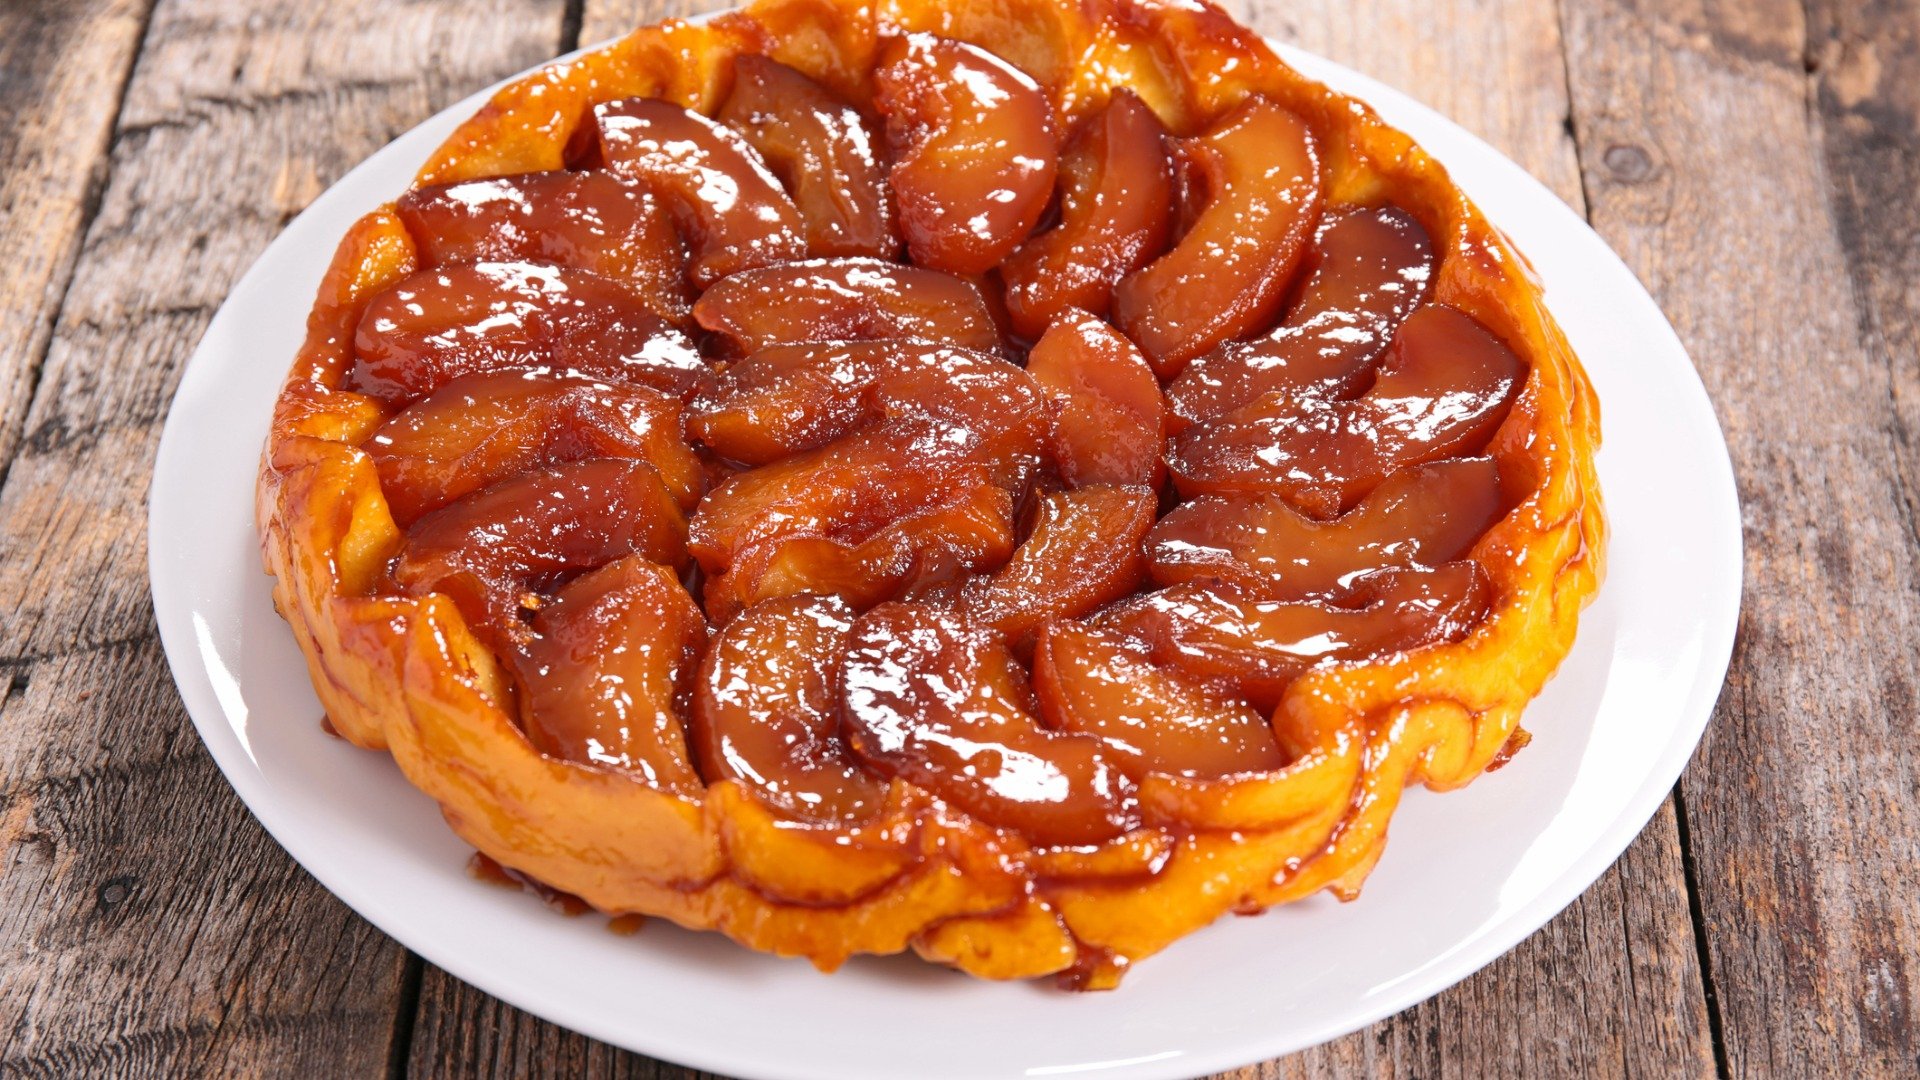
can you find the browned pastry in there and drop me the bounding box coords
[257,0,1605,989]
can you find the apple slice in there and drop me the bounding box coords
[1167,205,1433,426]
[689,594,887,823]
[1093,562,1492,708]
[689,417,1003,575]
[955,485,1156,649]
[687,340,1046,477]
[1112,95,1323,376]
[1032,622,1288,779]
[692,258,1001,355]
[1024,310,1168,488]
[1001,89,1174,339]
[366,369,703,524]
[718,55,898,260]
[393,458,689,643]
[1169,304,1525,517]
[1147,457,1503,599]
[515,557,707,793]
[395,170,692,326]
[347,261,706,406]
[706,482,1013,620]
[595,97,807,288]
[842,602,1139,846]
[873,33,1057,275]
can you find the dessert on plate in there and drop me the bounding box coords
[257,0,1604,988]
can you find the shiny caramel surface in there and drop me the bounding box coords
[1024,310,1168,488]
[346,261,706,405]
[516,558,708,791]
[1168,206,1433,426]
[690,594,886,823]
[1032,622,1289,779]
[260,0,1604,990]
[1147,457,1504,599]
[719,56,898,260]
[352,65,1527,850]
[842,602,1140,846]
[396,171,693,326]
[1169,304,1524,516]
[692,257,1002,355]
[595,98,808,288]
[873,33,1057,275]
[1002,90,1174,339]
[1094,562,1493,708]
[1113,95,1323,375]
[367,369,703,524]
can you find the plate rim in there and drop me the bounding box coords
[147,28,1743,1080]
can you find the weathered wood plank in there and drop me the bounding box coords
[410,968,727,1080]
[1560,0,1920,1074]
[0,0,151,481]
[404,2,1716,1077]
[577,0,728,49]
[0,0,572,1074]
[1802,6,1920,1072]
[0,640,404,1078]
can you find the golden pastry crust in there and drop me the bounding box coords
[257,0,1604,988]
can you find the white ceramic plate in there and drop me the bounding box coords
[149,33,1741,1080]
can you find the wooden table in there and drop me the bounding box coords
[2,0,1914,1075]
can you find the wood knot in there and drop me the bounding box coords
[1602,143,1656,184]
[95,875,137,913]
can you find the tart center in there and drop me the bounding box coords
[340,43,1522,843]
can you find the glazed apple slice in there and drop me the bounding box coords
[689,594,887,823]
[1002,90,1174,339]
[1093,561,1492,708]
[873,33,1057,275]
[1167,205,1434,426]
[841,602,1139,846]
[515,557,707,792]
[393,457,689,642]
[1111,95,1323,376]
[595,97,807,288]
[689,417,1003,575]
[1023,310,1168,488]
[687,341,1047,475]
[366,369,704,525]
[692,258,1001,356]
[955,485,1156,649]
[1032,622,1288,779]
[1169,305,1525,517]
[718,55,899,260]
[1147,457,1503,599]
[707,482,1014,621]
[395,170,693,326]
[347,262,707,406]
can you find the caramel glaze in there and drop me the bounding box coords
[469,852,592,917]
[320,21,1556,987]
[364,89,1511,849]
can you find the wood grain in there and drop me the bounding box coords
[0,0,570,1074]
[1560,0,1920,1073]
[0,0,150,481]
[577,0,726,49]
[0,639,405,1077]
[4,0,1912,1075]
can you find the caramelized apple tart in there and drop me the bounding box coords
[257,0,1603,988]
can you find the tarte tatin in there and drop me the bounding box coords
[258,0,1604,988]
